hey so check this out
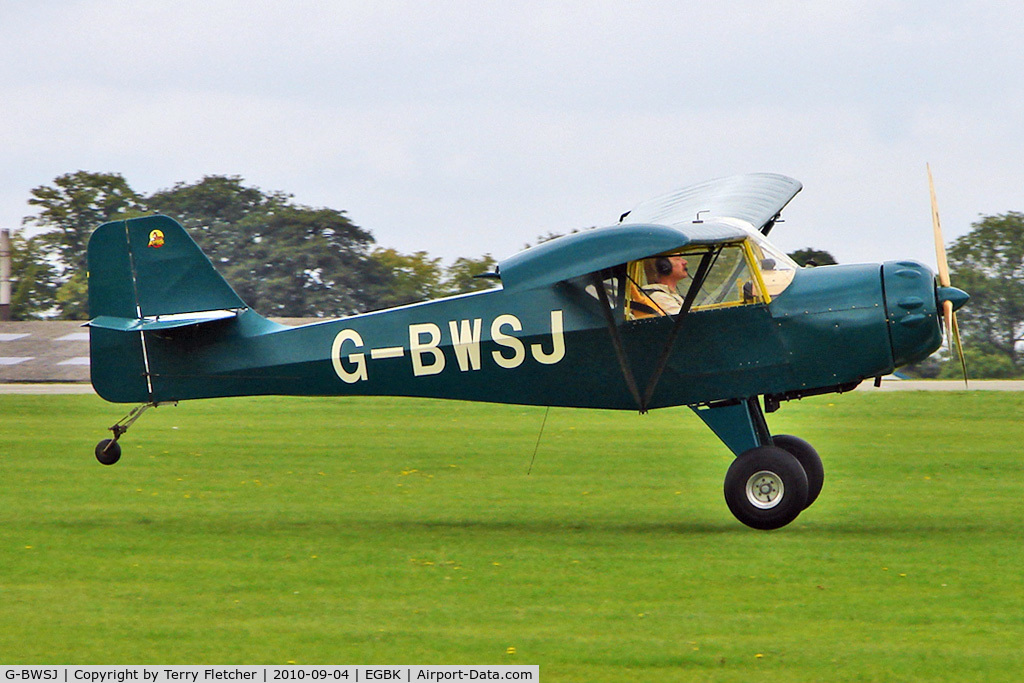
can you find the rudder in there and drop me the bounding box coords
[89,215,246,319]
[87,215,248,402]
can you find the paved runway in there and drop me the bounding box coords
[858,380,1024,391]
[0,383,96,394]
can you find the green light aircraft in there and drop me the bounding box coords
[87,173,968,530]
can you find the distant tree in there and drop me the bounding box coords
[946,212,1024,370]
[362,250,499,306]
[148,176,391,317]
[22,171,146,318]
[24,171,145,277]
[441,254,498,297]
[146,175,285,262]
[370,248,445,308]
[54,272,89,320]
[7,232,58,320]
[233,205,395,317]
[787,248,837,267]
[937,344,1021,379]
[13,171,513,319]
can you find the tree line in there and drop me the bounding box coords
[922,212,1024,379]
[9,171,498,320]
[7,171,1023,377]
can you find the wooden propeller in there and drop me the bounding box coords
[928,164,968,387]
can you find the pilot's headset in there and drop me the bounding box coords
[655,256,673,278]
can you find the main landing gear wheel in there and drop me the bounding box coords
[724,446,808,530]
[95,438,122,465]
[771,434,823,509]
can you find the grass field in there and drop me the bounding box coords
[1,391,1023,680]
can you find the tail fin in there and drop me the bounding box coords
[87,215,248,402]
[89,215,246,320]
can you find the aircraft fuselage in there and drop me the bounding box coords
[93,260,941,411]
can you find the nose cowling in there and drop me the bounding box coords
[881,260,944,368]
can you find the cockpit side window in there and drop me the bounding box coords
[573,266,627,317]
[625,239,791,320]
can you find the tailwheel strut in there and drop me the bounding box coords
[94,401,176,465]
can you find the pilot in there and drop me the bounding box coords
[643,254,689,315]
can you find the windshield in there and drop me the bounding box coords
[625,237,796,320]
[747,232,797,298]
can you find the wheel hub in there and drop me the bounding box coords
[745,470,784,509]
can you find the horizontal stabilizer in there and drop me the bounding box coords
[87,309,242,332]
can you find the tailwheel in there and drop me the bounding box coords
[771,434,823,509]
[93,401,175,465]
[724,446,808,530]
[95,438,122,465]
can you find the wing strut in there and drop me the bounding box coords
[591,246,720,414]
[639,247,719,411]
[592,272,644,410]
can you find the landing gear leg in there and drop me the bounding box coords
[693,397,826,528]
[94,402,175,465]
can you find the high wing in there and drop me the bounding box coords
[497,173,801,292]
[497,222,746,293]
[621,172,802,235]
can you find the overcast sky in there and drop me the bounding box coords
[2,1,1021,268]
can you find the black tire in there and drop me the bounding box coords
[772,434,823,509]
[724,446,808,530]
[95,439,122,465]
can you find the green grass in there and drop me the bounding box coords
[1,392,1023,680]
